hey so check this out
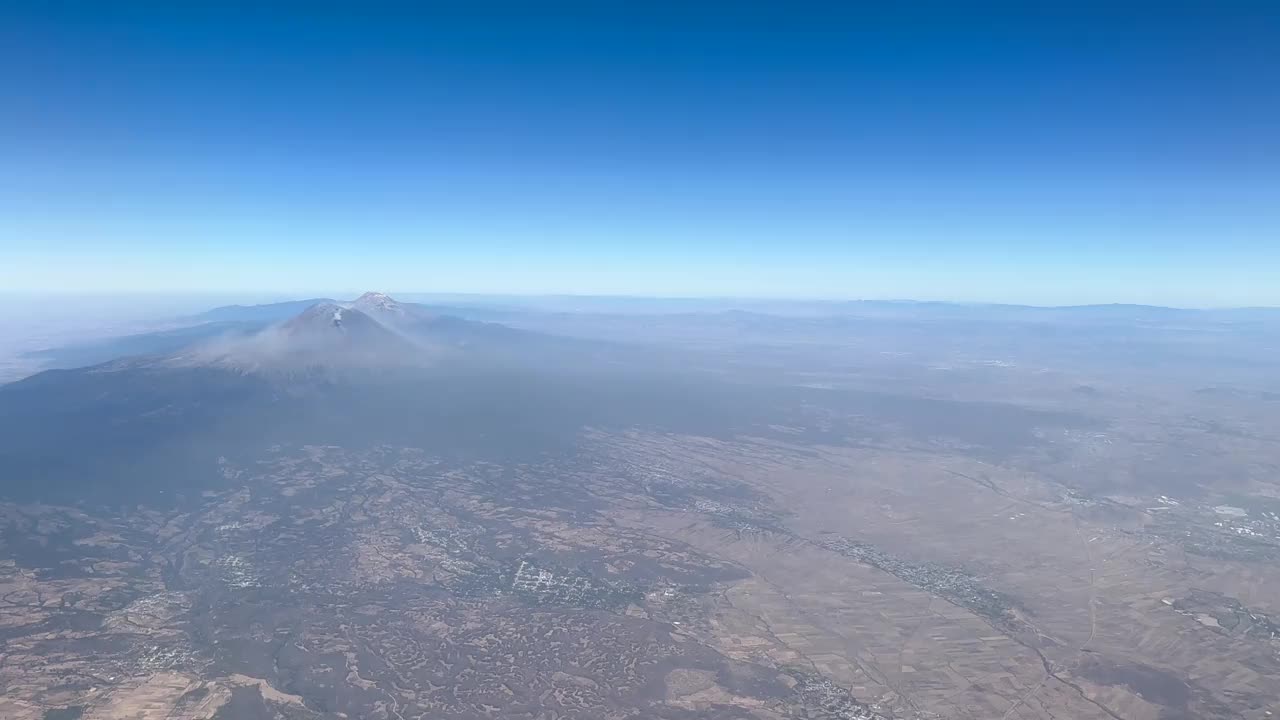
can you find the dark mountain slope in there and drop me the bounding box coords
[0,354,1092,508]
[22,321,266,370]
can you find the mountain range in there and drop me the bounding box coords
[24,292,612,373]
[0,294,695,506]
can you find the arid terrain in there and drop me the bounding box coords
[2,297,1279,719]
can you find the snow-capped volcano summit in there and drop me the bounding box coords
[352,291,408,316]
[349,292,441,334]
[281,303,383,337]
[93,292,612,375]
[168,302,425,372]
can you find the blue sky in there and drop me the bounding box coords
[2,2,1277,306]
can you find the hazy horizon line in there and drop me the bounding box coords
[4,290,1278,313]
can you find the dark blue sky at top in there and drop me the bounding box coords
[3,2,1277,304]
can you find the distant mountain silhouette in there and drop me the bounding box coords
[189,297,335,322]
[158,302,428,373]
[351,291,420,319]
[25,293,626,374]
